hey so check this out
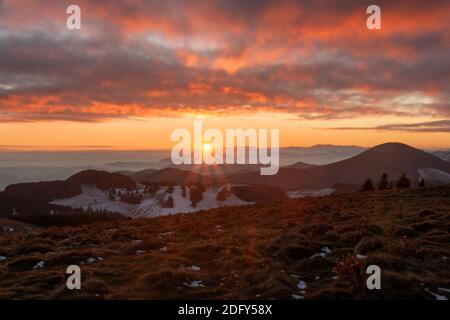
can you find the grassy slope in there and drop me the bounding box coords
[0,186,449,300]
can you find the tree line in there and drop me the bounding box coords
[361,173,425,191]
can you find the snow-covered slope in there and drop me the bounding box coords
[418,168,450,183]
[130,186,249,218]
[51,187,135,214]
[52,186,250,218]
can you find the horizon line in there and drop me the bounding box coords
[1,143,450,152]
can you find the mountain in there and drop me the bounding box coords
[130,145,366,174]
[0,170,136,217]
[66,170,136,190]
[0,166,98,191]
[131,169,158,182]
[113,170,135,177]
[0,145,368,189]
[171,163,262,176]
[132,167,226,186]
[285,161,317,170]
[2,143,449,219]
[3,180,81,202]
[228,143,450,190]
[160,145,366,167]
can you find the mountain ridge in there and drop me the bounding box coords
[228,142,450,190]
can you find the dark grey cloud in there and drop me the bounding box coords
[332,119,450,132]
[0,0,448,122]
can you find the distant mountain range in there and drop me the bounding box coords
[69,142,450,192]
[1,142,450,218]
[2,144,449,190]
[3,143,450,195]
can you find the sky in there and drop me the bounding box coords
[0,0,449,149]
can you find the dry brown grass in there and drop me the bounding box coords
[0,186,449,300]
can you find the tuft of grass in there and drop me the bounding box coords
[333,253,366,290]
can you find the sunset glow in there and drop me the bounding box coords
[0,0,448,149]
[0,1,450,303]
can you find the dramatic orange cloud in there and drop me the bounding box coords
[0,0,449,148]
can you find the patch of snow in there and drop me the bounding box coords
[356,254,367,260]
[438,287,450,293]
[159,246,168,252]
[51,186,134,214]
[158,232,174,236]
[0,256,6,262]
[86,257,96,264]
[310,252,326,259]
[321,247,332,254]
[425,288,448,300]
[186,265,201,271]
[132,240,143,244]
[135,250,146,254]
[297,280,307,290]
[132,186,250,218]
[310,247,333,259]
[184,280,205,288]
[288,188,334,199]
[52,185,251,218]
[33,261,45,269]
[292,294,304,300]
